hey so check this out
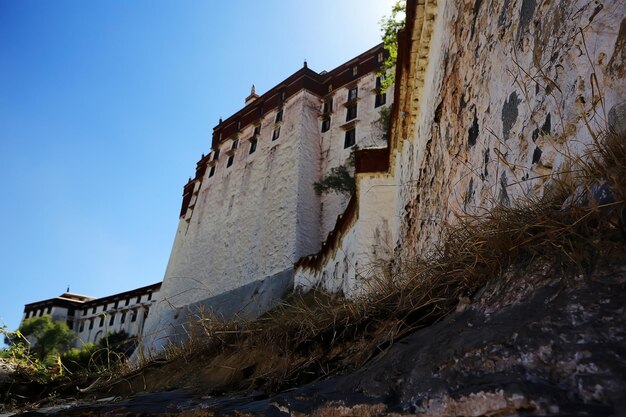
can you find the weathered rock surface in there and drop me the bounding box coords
[12,265,626,416]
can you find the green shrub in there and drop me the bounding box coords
[378,0,406,90]
[313,165,355,196]
[12,316,74,364]
[314,148,357,197]
[61,330,136,374]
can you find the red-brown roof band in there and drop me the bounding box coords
[210,43,388,151]
[179,43,389,214]
[23,282,162,313]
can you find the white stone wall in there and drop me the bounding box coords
[295,0,625,298]
[142,90,326,346]
[397,0,626,258]
[294,171,398,297]
[295,92,323,258]
[318,72,394,238]
[159,91,308,303]
[293,73,396,296]
[294,216,358,296]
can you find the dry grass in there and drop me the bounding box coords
[98,129,625,396]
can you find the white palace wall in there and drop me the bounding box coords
[295,0,625,297]
[141,91,317,352]
[140,46,394,354]
[318,72,394,238]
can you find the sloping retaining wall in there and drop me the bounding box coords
[136,269,293,358]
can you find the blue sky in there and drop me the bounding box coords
[0,0,395,334]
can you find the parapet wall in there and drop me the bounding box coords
[295,0,625,295]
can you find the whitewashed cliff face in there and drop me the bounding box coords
[397,0,625,258]
[295,0,625,297]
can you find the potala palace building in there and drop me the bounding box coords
[140,0,626,354]
[140,43,395,352]
[21,44,394,352]
[23,0,624,358]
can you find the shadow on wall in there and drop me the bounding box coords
[134,269,293,361]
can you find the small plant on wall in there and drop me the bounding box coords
[378,0,406,90]
[376,106,391,138]
[314,149,356,197]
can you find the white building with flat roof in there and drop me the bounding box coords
[21,282,161,347]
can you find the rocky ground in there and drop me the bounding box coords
[5,261,625,416]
